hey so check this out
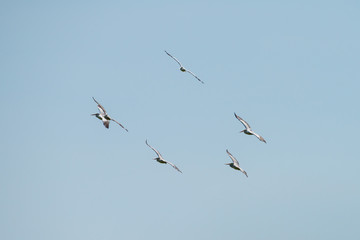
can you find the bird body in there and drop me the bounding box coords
[234,112,266,143]
[145,140,182,173]
[91,97,128,131]
[226,163,241,171]
[92,113,110,128]
[154,158,167,164]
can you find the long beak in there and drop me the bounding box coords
[239,130,245,133]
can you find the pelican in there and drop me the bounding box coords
[91,97,128,131]
[145,140,182,173]
[225,149,248,177]
[234,113,266,143]
[164,50,204,84]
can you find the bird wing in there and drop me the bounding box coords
[102,120,110,129]
[226,149,239,166]
[145,140,163,158]
[92,97,107,115]
[238,167,248,177]
[166,161,182,173]
[111,119,128,132]
[252,131,266,143]
[234,113,251,130]
[186,70,204,84]
[165,50,182,67]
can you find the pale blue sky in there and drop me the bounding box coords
[1,1,360,239]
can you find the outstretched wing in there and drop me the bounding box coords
[165,50,182,67]
[145,140,163,158]
[252,131,266,143]
[111,119,128,132]
[92,97,107,115]
[234,113,251,130]
[186,70,204,84]
[226,149,239,166]
[238,167,248,177]
[166,161,182,173]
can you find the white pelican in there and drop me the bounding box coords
[145,140,182,173]
[164,50,204,84]
[225,149,248,177]
[91,97,128,131]
[234,113,266,143]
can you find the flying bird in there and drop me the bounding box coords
[164,50,204,84]
[91,97,128,131]
[145,140,182,173]
[234,113,266,143]
[225,149,248,177]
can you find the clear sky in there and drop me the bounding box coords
[1,1,359,239]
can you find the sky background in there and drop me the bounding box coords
[1,1,360,239]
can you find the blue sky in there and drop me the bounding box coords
[1,1,359,239]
